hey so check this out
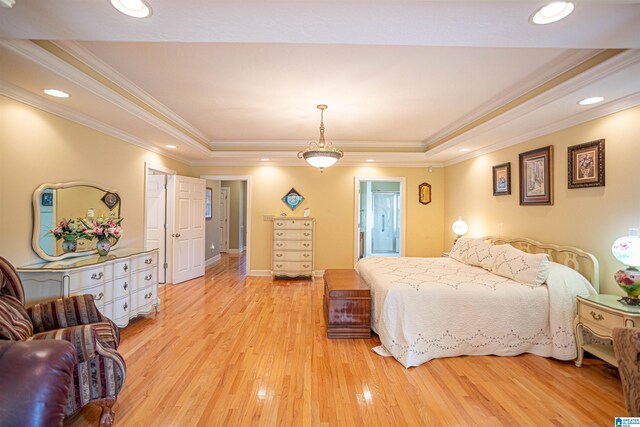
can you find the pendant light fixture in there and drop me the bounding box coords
[298,105,343,172]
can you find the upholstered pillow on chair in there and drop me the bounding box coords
[0,295,33,340]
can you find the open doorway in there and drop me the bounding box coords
[354,176,406,264]
[200,175,252,277]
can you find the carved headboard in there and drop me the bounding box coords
[483,236,600,292]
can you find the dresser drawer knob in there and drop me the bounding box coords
[303,233,310,237]
[303,243,310,247]
[91,272,103,280]
[145,258,152,264]
[276,222,283,226]
[276,254,282,257]
[303,254,310,258]
[303,264,309,268]
[276,264,283,268]
[123,302,128,311]
[304,222,310,226]
[276,232,283,236]
[123,264,128,272]
[276,243,283,247]
[123,282,128,291]
[590,311,604,321]
[145,274,152,281]
[94,292,104,301]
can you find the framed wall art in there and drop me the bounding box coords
[418,182,432,205]
[492,162,511,196]
[568,139,605,189]
[519,145,553,205]
[205,187,212,219]
[282,187,305,211]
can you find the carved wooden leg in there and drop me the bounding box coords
[574,319,584,367]
[99,399,116,427]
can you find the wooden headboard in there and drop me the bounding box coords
[483,236,600,292]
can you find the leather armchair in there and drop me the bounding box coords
[0,256,126,426]
[0,340,76,427]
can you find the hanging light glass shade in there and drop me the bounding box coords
[298,104,343,172]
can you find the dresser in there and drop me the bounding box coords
[574,294,640,367]
[272,217,315,278]
[17,248,159,328]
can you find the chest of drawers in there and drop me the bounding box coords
[17,248,159,328]
[272,218,315,278]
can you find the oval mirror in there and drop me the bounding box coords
[32,182,122,261]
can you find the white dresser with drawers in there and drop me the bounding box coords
[17,248,159,328]
[272,217,315,278]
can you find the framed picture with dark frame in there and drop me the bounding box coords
[568,139,605,189]
[492,162,511,196]
[519,145,553,205]
[205,187,212,220]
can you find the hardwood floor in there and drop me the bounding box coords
[67,254,626,426]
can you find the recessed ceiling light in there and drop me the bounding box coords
[260,158,270,161]
[578,96,604,106]
[530,2,575,25]
[165,145,177,149]
[110,0,152,18]
[43,89,70,98]
[365,159,375,162]
[459,148,471,152]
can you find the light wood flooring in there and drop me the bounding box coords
[67,254,626,426]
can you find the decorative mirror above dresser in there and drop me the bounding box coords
[32,181,122,261]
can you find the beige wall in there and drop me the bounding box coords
[205,180,221,260]
[196,165,445,273]
[0,96,191,267]
[444,106,640,295]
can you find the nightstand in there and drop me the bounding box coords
[574,294,640,367]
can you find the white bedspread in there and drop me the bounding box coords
[355,256,596,368]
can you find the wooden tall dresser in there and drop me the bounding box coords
[272,217,315,278]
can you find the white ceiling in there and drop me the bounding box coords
[1,1,639,167]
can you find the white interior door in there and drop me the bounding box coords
[220,187,230,253]
[172,175,206,284]
[146,174,167,283]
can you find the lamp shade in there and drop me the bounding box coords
[452,216,468,236]
[612,228,640,267]
[302,151,341,169]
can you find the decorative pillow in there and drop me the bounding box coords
[491,245,550,286]
[0,295,33,340]
[449,237,477,263]
[478,244,510,270]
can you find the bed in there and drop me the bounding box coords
[354,237,599,368]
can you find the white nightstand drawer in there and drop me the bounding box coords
[581,304,624,330]
[273,240,312,251]
[273,261,313,273]
[273,251,313,262]
[273,219,314,230]
[273,230,313,241]
[69,266,111,292]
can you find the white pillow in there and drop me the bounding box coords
[465,239,490,267]
[479,244,510,270]
[449,237,483,264]
[491,245,550,286]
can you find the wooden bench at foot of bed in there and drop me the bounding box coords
[323,269,371,339]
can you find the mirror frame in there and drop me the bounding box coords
[32,181,122,261]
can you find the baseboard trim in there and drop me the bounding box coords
[228,248,243,254]
[249,270,272,276]
[205,254,221,266]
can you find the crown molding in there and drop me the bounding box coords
[0,40,210,155]
[208,139,426,149]
[423,49,604,146]
[426,49,640,158]
[54,40,211,143]
[0,80,192,165]
[442,91,640,167]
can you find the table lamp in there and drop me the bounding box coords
[612,228,640,305]
[452,216,468,246]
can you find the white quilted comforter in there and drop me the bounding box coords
[355,256,596,368]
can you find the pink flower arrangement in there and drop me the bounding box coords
[49,218,93,242]
[85,216,124,241]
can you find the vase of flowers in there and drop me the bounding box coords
[85,216,123,256]
[50,218,93,253]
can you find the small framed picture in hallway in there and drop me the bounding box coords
[205,187,212,219]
